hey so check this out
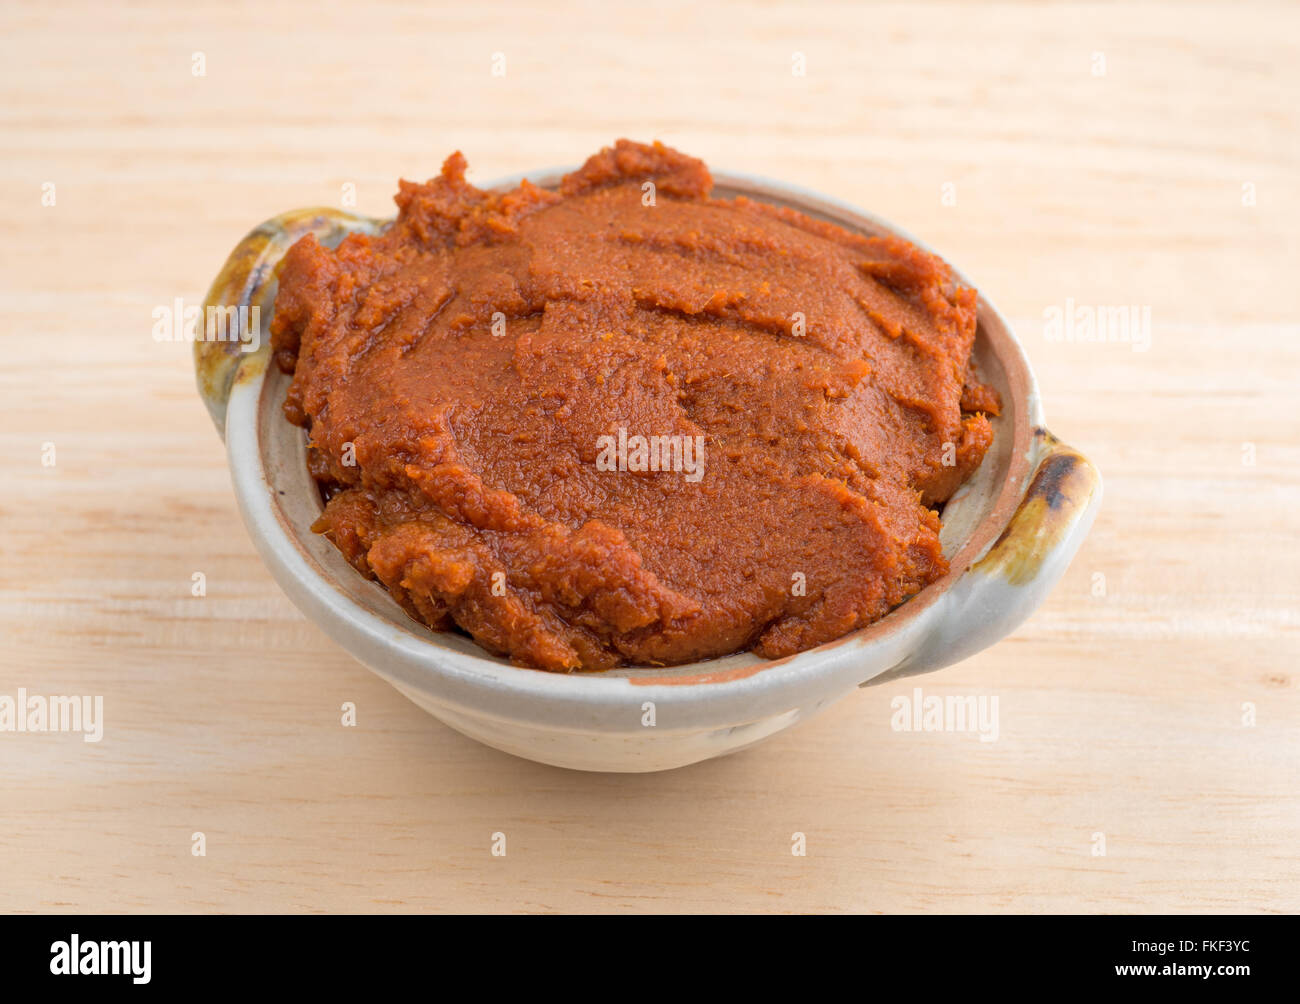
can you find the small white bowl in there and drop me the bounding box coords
[195,169,1102,772]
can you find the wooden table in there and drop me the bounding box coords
[3,0,1296,913]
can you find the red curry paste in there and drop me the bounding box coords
[270,140,1000,671]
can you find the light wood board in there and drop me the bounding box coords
[1,0,1297,913]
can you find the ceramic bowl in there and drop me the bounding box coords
[194,168,1102,772]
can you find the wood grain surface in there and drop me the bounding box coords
[2,0,1297,913]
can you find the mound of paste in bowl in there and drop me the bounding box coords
[269,140,1001,671]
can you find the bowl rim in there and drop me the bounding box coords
[224,167,1042,725]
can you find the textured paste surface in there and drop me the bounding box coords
[270,140,1000,671]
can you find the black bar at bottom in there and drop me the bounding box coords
[0,914,1286,990]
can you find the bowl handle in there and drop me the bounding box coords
[864,429,1103,685]
[194,208,385,439]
